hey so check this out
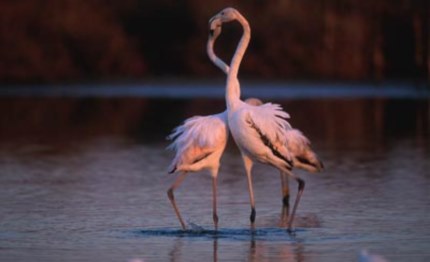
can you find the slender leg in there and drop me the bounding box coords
[212,174,219,230]
[213,238,218,262]
[280,172,290,212]
[280,172,290,208]
[287,177,305,233]
[242,155,256,226]
[167,172,188,230]
[280,205,288,227]
[279,172,290,227]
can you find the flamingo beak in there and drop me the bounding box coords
[208,17,222,39]
[209,16,221,30]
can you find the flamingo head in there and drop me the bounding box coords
[209,7,239,33]
[208,20,222,40]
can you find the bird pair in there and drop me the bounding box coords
[167,7,323,232]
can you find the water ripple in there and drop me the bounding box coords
[131,227,306,241]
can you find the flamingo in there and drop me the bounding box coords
[208,24,293,213]
[209,7,323,231]
[166,24,261,230]
[208,16,292,214]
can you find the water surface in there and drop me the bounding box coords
[1,135,429,261]
[0,95,429,261]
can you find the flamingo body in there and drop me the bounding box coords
[209,7,323,231]
[228,102,293,170]
[166,24,262,230]
[167,112,228,174]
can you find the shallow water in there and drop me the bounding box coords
[0,89,430,261]
[0,96,429,261]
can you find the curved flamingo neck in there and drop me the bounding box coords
[207,32,241,109]
[226,12,250,110]
[207,37,230,74]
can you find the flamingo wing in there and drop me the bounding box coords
[241,103,293,168]
[245,102,291,143]
[285,129,324,172]
[285,129,310,151]
[167,113,228,172]
[167,113,227,151]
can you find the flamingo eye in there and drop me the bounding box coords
[221,11,225,15]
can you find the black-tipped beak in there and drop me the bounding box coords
[209,29,214,37]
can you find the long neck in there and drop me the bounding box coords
[226,13,251,110]
[207,35,242,106]
[207,37,230,74]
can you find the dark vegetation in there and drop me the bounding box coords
[0,0,428,84]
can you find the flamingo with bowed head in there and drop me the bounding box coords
[209,7,323,231]
[208,14,291,214]
[166,24,262,230]
[208,24,293,218]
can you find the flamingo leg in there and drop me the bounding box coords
[167,172,188,230]
[280,172,290,209]
[287,176,305,233]
[212,174,219,230]
[279,172,290,226]
[242,155,256,226]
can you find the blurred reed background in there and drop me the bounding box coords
[0,0,428,83]
[0,0,428,143]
